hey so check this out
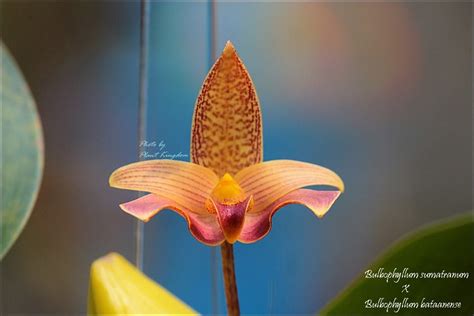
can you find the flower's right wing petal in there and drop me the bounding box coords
[235,159,344,213]
[109,159,218,214]
[239,189,341,243]
[120,194,224,246]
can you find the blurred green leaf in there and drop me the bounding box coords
[1,42,44,259]
[320,213,473,315]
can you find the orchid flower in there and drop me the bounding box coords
[88,252,198,315]
[109,41,344,246]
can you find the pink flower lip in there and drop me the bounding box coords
[208,195,253,243]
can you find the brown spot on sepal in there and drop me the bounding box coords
[191,41,263,176]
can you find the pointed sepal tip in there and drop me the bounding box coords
[223,40,236,57]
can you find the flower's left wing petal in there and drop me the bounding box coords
[239,189,341,243]
[119,193,169,222]
[110,160,218,214]
[120,194,224,246]
[88,252,199,315]
[235,160,344,213]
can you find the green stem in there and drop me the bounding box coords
[221,242,240,315]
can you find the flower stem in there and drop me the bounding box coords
[221,241,240,315]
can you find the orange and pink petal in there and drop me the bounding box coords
[235,159,344,213]
[238,189,341,243]
[109,159,218,215]
[120,194,224,246]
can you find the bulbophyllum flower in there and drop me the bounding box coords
[109,41,344,246]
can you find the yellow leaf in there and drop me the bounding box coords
[88,252,199,315]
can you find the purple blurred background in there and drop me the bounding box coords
[1,1,471,314]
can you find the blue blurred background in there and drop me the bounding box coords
[1,1,471,314]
